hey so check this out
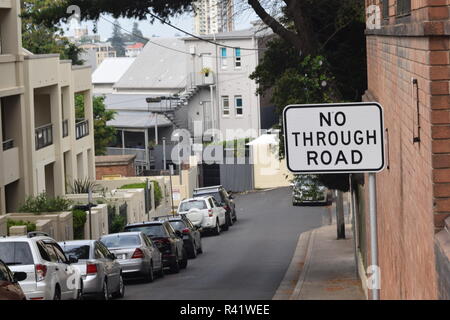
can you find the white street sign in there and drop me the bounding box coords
[283,102,385,174]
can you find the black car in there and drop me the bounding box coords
[123,221,188,273]
[155,215,203,259]
[193,186,237,226]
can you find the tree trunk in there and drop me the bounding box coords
[336,190,346,239]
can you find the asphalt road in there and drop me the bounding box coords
[124,187,327,300]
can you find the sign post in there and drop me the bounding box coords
[283,102,384,300]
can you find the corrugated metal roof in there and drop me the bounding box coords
[114,38,187,90]
[102,93,178,112]
[92,57,135,84]
[107,111,172,129]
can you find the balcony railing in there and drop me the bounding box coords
[35,123,53,150]
[62,119,69,138]
[2,139,14,151]
[76,119,89,140]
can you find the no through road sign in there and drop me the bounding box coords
[283,102,385,174]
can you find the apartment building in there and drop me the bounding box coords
[79,42,117,71]
[0,0,95,213]
[194,0,234,35]
[360,0,450,299]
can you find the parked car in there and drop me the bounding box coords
[193,185,237,225]
[154,215,203,259]
[0,259,27,300]
[178,196,227,235]
[123,221,187,273]
[99,232,163,282]
[59,240,125,300]
[292,175,330,205]
[0,233,82,300]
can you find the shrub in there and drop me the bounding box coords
[72,209,87,240]
[153,181,162,207]
[110,214,126,233]
[69,178,99,194]
[7,220,36,236]
[18,193,73,214]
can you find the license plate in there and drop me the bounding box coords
[119,254,127,260]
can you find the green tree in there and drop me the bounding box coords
[21,0,83,65]
[109,20,126,57]
[130,22,148,44]
[75,95,117,156]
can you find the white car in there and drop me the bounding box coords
[0,233,82,300]
[177,196,227,235]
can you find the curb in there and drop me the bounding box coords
[272,229,313,300]
[290,229,316,300]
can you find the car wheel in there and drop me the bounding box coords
[197,240,203,254]
[146,263,154,283]
[188,243,197,259]
[76,280,83,300]
[170,254,180,274]
[100,280,109,300]
[53,285,61,301]
[228,213,234,226]
[179,248,188,269]
[222,214,230,231]
[213,219,221,236]
[112,274,125,299]
[233,211,237,222]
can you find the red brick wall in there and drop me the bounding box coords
[96,163,136,180]
[363,0,450,300]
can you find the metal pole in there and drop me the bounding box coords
[163,137,167,170]
[155,115,159,145]
[88,188,93,240]
[169,165,175,214]
[369,173,380,300]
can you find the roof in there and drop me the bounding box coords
[92,58,135,84]
[247,134,279,146]
[126,43,144,49]
[95,155,137,166]
[102,93,178,112]
[184,27,273,41]
[107,111,172,129]
[114,38,187,90]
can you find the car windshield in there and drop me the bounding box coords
[196,192,222,204]
[169,220,187,231]
[0,242,34,266]
[180,200,207,211]
[124,225,167,238]
[61,244,91,260]
[100,235,141,249]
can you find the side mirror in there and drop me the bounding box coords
[13,272,27,283]
[110,253,117,260]
[68,255,78,264]
[175,230,182,238]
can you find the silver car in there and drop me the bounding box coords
[59,240,124,300]
[99,232,163,282]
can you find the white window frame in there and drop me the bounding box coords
[235,96,243,117]
[234,48,242,69]
[220,47,227,69]
[222,96,230,117]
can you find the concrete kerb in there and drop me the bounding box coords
[272,230,313,300]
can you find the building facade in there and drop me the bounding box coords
[361,0,450,299]
[194,0,234,35]
[0,0,95,213]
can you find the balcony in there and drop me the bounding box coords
[62,119,69,138]
[3,139,14,151]
[75,119,89,140]
[35,123,53,150]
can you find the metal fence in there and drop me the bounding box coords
[76,119,89,140]
[35,123,53,150]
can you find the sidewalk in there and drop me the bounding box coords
[273,224,365,300]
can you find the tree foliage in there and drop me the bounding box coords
[21,0,84,65]
[75,95,117,156]
[109,20,126,57]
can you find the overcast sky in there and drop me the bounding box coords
[65,11,258,40]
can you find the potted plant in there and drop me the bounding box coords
[200,67,212,77]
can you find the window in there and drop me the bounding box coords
[235,96,243,116]
[222,96,230,116]
[0,242,34,266]
[221,47,227,68]
[52,244,69,264]
[382,0,389,19]
[0,261,12,282]
[397,0,411,17]
[234,48,241,68]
